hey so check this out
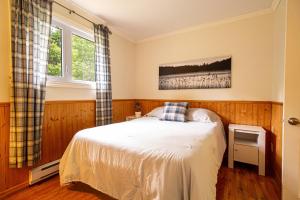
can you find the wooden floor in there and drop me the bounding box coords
[4,165,281,200]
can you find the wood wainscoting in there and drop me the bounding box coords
[0,99,135,198]
[112,99,135,123]
[0,99,282,197]
[137,99,273,129]
[271,102,283,187]
[0,103,29,197]
[137,99,273,171]
[136,99,283,185]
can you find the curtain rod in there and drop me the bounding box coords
[53,1,112,34]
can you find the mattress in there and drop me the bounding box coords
[59,117,226,200]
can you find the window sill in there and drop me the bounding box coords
[47,80,96,90]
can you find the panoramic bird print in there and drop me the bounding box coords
[159,56,231,90]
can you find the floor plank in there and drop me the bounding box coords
[216,165,281,200]
[3,165,280,200]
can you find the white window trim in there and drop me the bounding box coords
[47,18,96,89]
[47,80,96,89]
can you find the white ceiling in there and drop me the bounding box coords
[70,0,274,41]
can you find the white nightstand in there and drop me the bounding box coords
[228,124,266,176]
[126,115,140,121]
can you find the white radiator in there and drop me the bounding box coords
[29,159,60,185]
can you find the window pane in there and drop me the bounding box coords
[72,34,95,81]
[48,26,62,76]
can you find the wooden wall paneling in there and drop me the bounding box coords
[39,103,53,165]
[112,100,135,123]
[271,102,283,187]
[0,103,29,196]
[0,103,8,192]
[0,99,282,197]
[252,104,259,125]
[40,103,61,165]
[45,103,63,163]
[228,103,236,125]
[137,99,272,127]
[40,101,96,166]
[0,100,100,197]
[112,101,124,122]
[136,99,274,175]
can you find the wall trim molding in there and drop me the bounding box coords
[0,100,283,105]
[45,99,135,104]
[136,99,283,104]
[0,102,9,107]
[53,0,136,43]
[0,181,28,199]
[0,99,136,105]
[271,101,283,105]
[137,8,273,43]
[53,0,282,43]
[45,100,96,104]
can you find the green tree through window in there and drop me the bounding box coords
[48,24,95,82]
[48,26,62,76]
[72,34,95,81]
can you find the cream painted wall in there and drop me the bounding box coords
[0,0,286,102]
[135,13,274,101]
[0,0,10,102]
[0,0,136,102]
[45,2,136,100]
[272,0,286,102]
[45,32,136,100]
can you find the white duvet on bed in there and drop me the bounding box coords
[59,117,226,200]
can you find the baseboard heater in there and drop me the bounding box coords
[29,159,60,185]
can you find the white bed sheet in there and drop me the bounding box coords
[59,117,226,200]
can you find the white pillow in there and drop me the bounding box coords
[186,108,220,122]
[146,106,164,118]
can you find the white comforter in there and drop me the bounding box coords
[59,117,226,200]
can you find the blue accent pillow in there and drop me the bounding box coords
[160,102,189,122]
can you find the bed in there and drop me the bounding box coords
[59,115,226,200]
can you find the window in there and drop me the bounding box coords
[72,34,95,81]
[47,19,95,85]
[48,26,62,76]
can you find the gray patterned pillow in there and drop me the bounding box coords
[160,102,189,122]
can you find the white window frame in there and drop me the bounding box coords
[47,18,96,89]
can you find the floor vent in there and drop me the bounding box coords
[29,159,60,185]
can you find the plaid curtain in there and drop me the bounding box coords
[94,25,112,126]
[10,0,52,168]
